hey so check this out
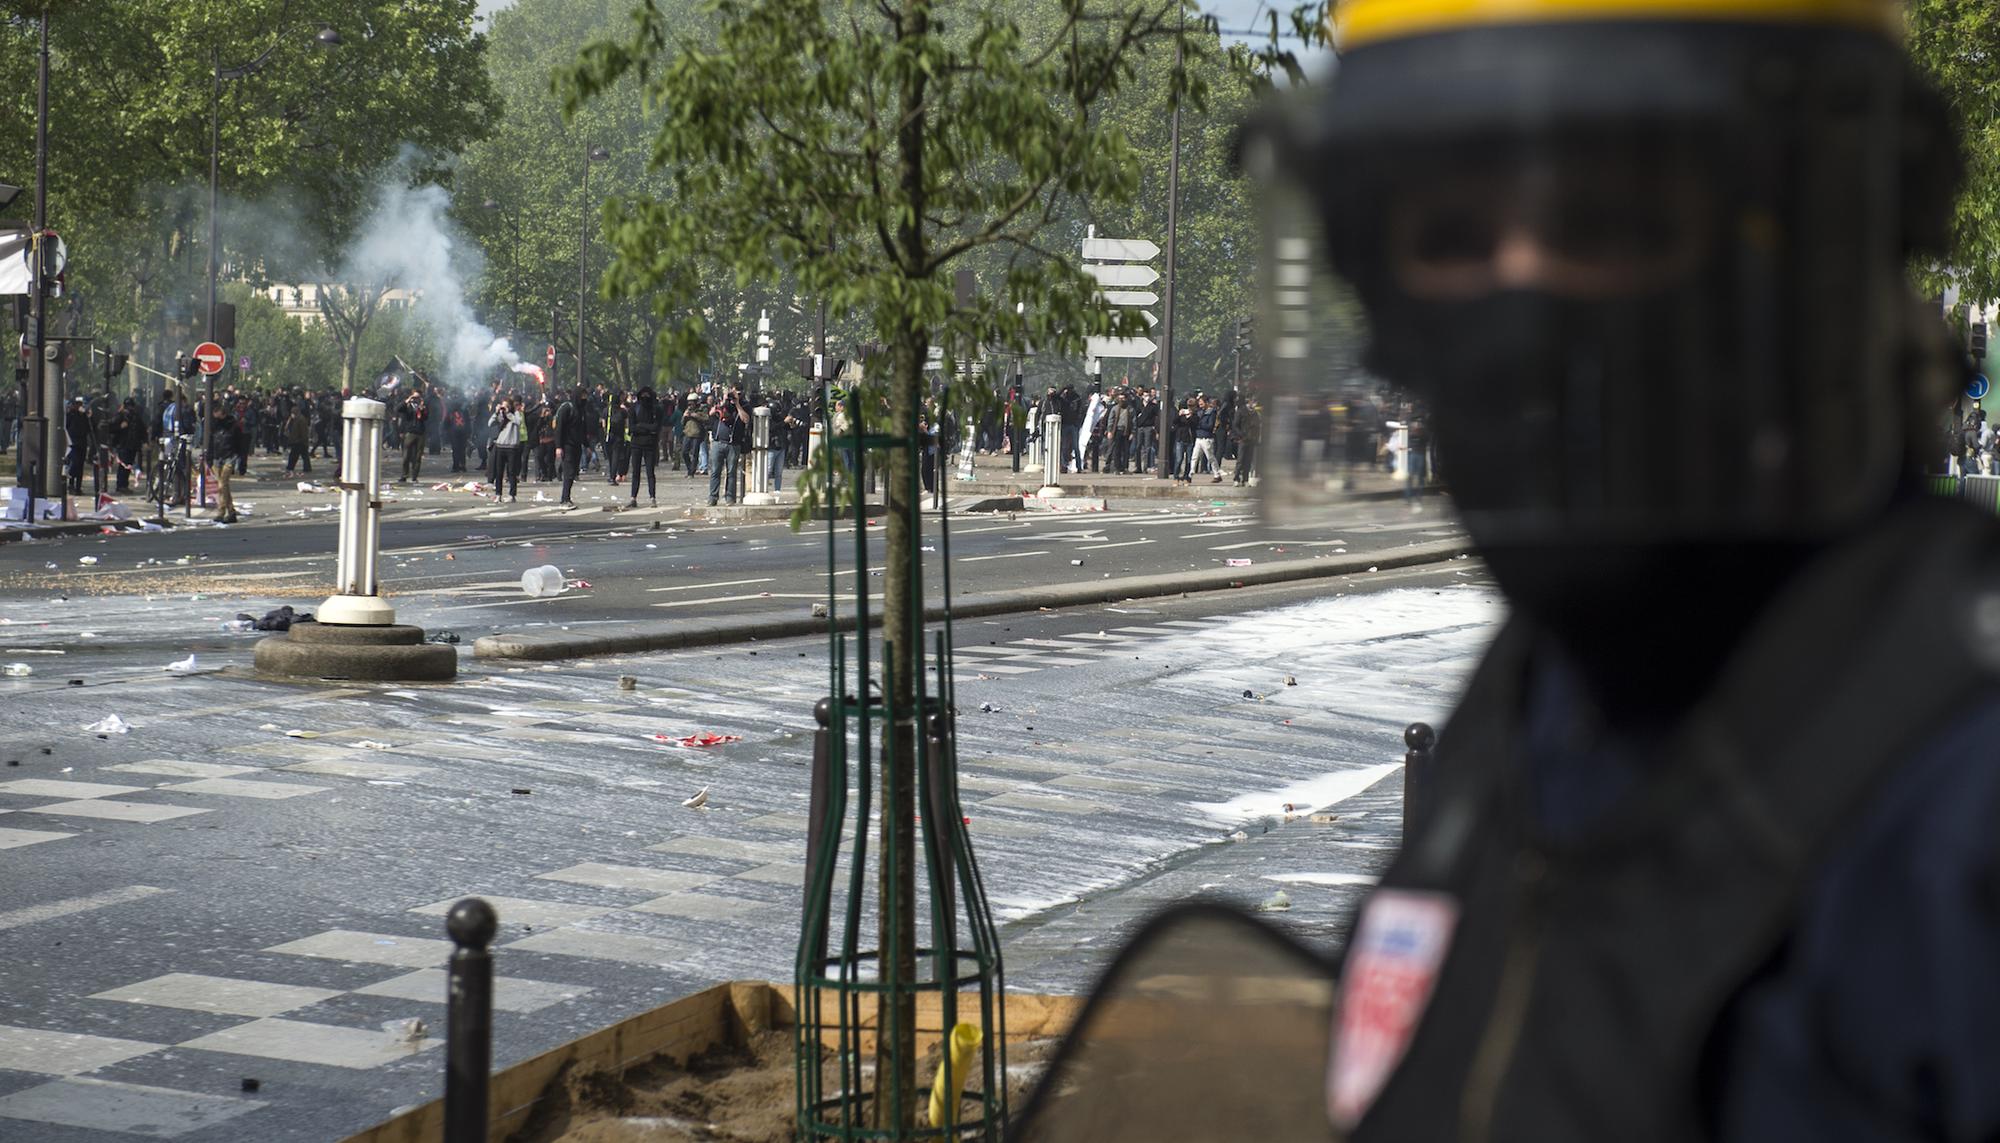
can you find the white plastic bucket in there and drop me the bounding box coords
[521,565,567,597]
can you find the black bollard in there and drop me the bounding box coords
[1403,722,1436,831]
[444,897,498,1143]
[923,711,957,930]
[806,697,840,972]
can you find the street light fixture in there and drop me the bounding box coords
[577,144,610,395]
[0,183,21,210]
[203,20,340,467]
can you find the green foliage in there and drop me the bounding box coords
[0,1,497,357]
[455,0,678,392]
[559,0,1198,376]
[1909,0,2000,302]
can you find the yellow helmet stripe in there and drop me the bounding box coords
[1335,0,1904,49]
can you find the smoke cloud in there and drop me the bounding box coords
[334,174,537,389]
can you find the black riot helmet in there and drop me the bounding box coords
[1254,0,1963,548]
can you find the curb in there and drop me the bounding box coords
[0,519,146,545]
[472,538,1474,661]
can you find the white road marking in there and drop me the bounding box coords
[645,577,775,593]
[959,549,1052,562]
[1078,538,1155,551]
[0,886,169,933]
[650,593,779,608]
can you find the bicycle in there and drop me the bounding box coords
[149,433,195,518]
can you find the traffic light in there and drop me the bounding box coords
[1972,320,1989,364]
[104,351,127,380]
[1234,317,1254,353]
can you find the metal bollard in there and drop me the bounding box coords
[806,697,837,970]
[444,897,497,1143]
[923,710,957,929]
[744,406,777,505]
[1038,413,1065,496]
[1402,722,1436,830]
[319,397,396,625]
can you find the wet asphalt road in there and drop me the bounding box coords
[0,560,1500,1142]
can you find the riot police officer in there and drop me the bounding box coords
[1246,0,2000,1138]
[1013,0,2000,1139]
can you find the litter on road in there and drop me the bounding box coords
[651,732,743,748]
[86,715,131,735]
[521,565,567,597]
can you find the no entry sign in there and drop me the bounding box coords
[193,342,226,376]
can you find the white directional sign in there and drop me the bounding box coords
[1082,237,1161,262]
[1087,336,1158,358]
[1084,263,1160,289]
[1102,290,1159,307]
[1083,229,1162,359]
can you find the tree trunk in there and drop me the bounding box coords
[873,0,930,1129]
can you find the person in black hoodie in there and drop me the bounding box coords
[63,398,92,493]
[1057,383,1084,473]
[554,387,587,508]
[627,387,662,508]
[112,398,143,493]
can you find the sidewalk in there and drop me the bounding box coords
[3,449,1444,539]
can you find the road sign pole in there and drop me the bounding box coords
[1156,8,1182,481]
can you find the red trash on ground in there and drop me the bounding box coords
[651,732,744,748]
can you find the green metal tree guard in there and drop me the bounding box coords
[796,386,1008,1140]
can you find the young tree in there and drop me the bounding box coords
[317,281,395,393]
[561,0,1199,1123]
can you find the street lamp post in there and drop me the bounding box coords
[205,23,340,463]
[24,12,53,508]
[577,145,610,394]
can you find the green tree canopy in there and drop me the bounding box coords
[0,1,497,359]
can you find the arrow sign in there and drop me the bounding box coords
[1102,290,1159,307]
[1971,374,1991,401]
[1082,237,1161,262]
[1084,264,1160,289]
[1086,335,1158,359]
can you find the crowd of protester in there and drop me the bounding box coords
[4,367,1432,512]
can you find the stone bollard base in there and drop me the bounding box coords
[255,622,457,682]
